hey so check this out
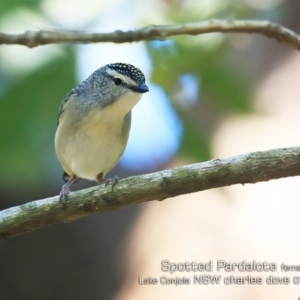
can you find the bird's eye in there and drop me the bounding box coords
[113,78,123,86]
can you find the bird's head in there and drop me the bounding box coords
[104,62,149,94]
[74,62,149,112]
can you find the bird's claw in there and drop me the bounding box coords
[105,175,119,192]
[59,186,70,205]
[58,176,78,205]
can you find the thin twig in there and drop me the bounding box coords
[0,19,300,49]
[0,146,300,242]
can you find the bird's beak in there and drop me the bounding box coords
[132,83,149,93]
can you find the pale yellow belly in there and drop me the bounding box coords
[68,134,124,180]
[55,110,128,180]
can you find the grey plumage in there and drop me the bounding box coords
[55,63,148,204]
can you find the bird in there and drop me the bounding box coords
[55,62,149,204]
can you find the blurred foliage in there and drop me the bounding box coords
[148,36,253,161]
[0,49,76,189]
[0,0,42,16]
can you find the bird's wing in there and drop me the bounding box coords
[57,90,76,126]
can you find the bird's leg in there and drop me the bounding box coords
[59,176,79,205]
[96,173,119,192]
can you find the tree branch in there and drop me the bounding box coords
[0,19,300,50]
[0,146,300,242]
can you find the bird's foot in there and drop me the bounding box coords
[105,175,119,192]
[59,185,70,205]
[58,175,79,205]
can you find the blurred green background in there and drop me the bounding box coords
[0,0,298,299]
